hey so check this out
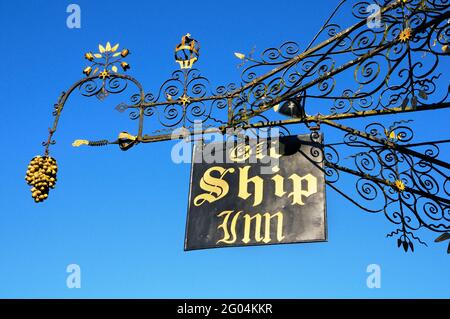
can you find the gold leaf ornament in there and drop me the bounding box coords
[385,129,401,141]
[234,52,246,59]
[111,43,120,52]
[389,131,396,139]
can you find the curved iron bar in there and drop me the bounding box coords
[43,73,146,155]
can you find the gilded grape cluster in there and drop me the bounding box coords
[25,156,58,203]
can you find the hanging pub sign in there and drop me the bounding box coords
[185,133,327,250]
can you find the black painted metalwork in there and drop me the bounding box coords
[33,0,450,252]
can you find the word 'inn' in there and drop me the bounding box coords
[217,211,285,245]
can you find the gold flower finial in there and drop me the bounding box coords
[98,69,110,79]
[82,42,131,77]
[180,94,190,106]
[394,179,406,192]
[399,28,412,42]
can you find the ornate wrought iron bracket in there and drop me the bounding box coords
[28,0,450,253]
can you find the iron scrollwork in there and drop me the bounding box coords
[31,1,450,253]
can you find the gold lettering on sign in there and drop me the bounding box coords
[243,214,263,243]
[229,142,265,162]
[263,212,285,243]
[194,167,319,207]
[193,167,234,206]
[217,210,285,245]
[271,174,286,197]
[288,173,318,205]
[217,210,241,244]
[243,212,284,244]
[238,166,264,207]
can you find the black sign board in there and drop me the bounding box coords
[185,134,327,250]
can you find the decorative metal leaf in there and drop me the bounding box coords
[401,98,409,109]
[389,131,396,139]
[403,241,409,252]
[419,90,428,100]
[111,43,120,52]
[411,96,418,108]
[234,52,245,60]
[434,233,450,242]
[115,102,127,113]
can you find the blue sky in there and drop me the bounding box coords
[0,0,449,298]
